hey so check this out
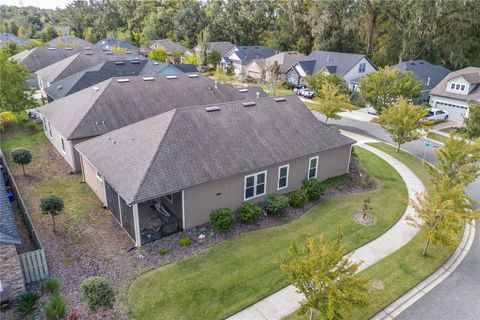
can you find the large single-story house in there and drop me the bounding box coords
[429,67,480,120]
[193,41,235,57]
[46,35,92,47]
[221,45,276,75]
[37,74,266,172]
[35,49,144,90]
[0,33,29,47]
[392,60,450,103]
[94,38,138,52]
[246,51,306,82]
[75,95,355,246]
[0,171,25,303]
[44,60,198,101]
[285,51,377,91]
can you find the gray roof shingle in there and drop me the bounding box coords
[297,51,375,76]
[392,60,450,91]
[228,46,276,64]
[148,39,192,55]
[94,38,138,51]
[11,46,87,72]
[76,95,354,204]
[38,74,266,140]
[0,173,21,245]
[46,36,92,47]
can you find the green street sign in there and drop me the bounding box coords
[424,140,432,148]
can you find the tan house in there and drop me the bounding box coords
[246,51,306,82]
[75,95,354,246]
[140,39,193,63]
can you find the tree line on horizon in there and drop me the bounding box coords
[1,0,479,69]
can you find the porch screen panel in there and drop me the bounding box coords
[105,181,121,223]
[119,197,135,240]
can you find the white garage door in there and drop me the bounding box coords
[434,102,468,121]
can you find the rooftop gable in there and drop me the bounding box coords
[46,35,92,47]
[299,50,373,76]
[228,45,276,64]
[148,39,191,54]
[11,46,87,72]
[392,60,450,90]
[430,67,480,101]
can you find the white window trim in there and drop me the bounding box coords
[277,164,289,190]
[307,156,319,180]
[244,170,267,201]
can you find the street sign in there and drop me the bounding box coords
[424,140,432,148]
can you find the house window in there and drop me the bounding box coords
[96,171,103,182]
[455,84,460,90]
[461,84,466,91]
[164,194,173,203]
[358,63,366,73]
[308,156,319,180]
[450,83,455,89]
[43,119,47,133]
[61,138,65,153]
[244,171,267,200]
[278,165,289,190]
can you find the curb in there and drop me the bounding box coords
[371,220,475,320]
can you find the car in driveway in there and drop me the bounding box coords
[293,84,307,94]
[425,108,449,121]
[301,89,315,99]
[367,106,378,115]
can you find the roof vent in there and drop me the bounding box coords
[243,101,255,107]
[205,106,220,112]
[85,51,93,55]
[57,85,63,89]
[142,77,154,81]
[106,51,113,55]
[92,86,100,91]
[274,97,286,102]
[166,75,178,79]
[101,120,105,124]
[131,60,140,64]
[239,88,248,93]
[48,47,56,50]
[114,61,125,65]
[117,79,130,83]
[84,47,91,50]
[419,61,425,64]
[153,62,159,65]
[65,47,72,50]
[256,92,260,99]
[125,51,132,54]
[188,74,199,78]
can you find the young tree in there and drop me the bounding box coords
[305,71,346,98]
[171,50,182,64]
[197,27,209,65]
[310,83,354,123]
[378,97,428,152]
[464,102,480,139]
[225,60,235,77]
[184,54,201,67]
[206,50,221,69]
[267,61,281,95]
[279,235,370,320]
[359,67,423,113]
[10,148,32,175]
[40,195,64,233]
[80,277,115,314]
[149,47,168,62]
[110,45,126,53]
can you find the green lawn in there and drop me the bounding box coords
[427,132,448,144]
[285,142,456,320]
[128,147,408,320]
[260,84,293,96]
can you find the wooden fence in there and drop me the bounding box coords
[19,249,49,284]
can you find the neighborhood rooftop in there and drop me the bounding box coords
[393,60,450,91]
[46,35,92,47]
[430,67,480,101]
[11,46,88,72]
[229,45,277,64]
[38,73,266,140]
[298,50,375,76]
[75,95,355,204]
[94,38,138,51]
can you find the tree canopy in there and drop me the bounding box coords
[311,83,354,123]
[40,194,64,233]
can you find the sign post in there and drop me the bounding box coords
[422,139,432,166]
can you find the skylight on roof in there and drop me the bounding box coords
[205,106,220,112]
[65,47,72,50]
[166,75,178,79]
[131,60,140,64]
[142,77,154,81]
[239,88,248,93]
[114,61,125,65]
[188,74,199,78]
[243,101,255,107]
[48,47,56,50]
[117,79,130,83]
[274,97,286,102]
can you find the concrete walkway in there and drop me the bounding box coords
[228,144,425,320]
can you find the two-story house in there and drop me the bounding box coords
[429,67,480,121]
[285,51,377,91]
[221,46,276,75]
[245,51,306,83]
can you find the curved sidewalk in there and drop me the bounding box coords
[228,144,425,320]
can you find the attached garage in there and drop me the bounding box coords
[433,101,469,121]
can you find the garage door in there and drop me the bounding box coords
[434,102,468,121]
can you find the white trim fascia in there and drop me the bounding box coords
[69,140,76,171]
[307,156,319,180]
[181,190,186,230]
[347,145,353,173]
[244,170,268,201]
[133,203,141,246]
[277,164,289,190]
[117,193,123,226]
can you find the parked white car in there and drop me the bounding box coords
[367,106,378,115]
[425,108,449,121]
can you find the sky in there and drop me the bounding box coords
[0,0,72,9]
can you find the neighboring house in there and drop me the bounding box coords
[285,50,377,91]
[35,49,144,90]
[46,35,92,47]
[392,60,450,103]
[140,39,193,62]
[0,172,25,303]
[75,95,354,246]
[94,38,138,52]
[246,51,306,82]
[45,60,198,101]
[221,46,276,75]
[193,41,235,57]
[37,74,266,172]
[429,67,480,121]
[0,33,29,47]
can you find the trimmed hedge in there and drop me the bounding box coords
[236,201,262,223]
[302,179,325,201]
[263,194,289,216]
[210,208,235,232]
[288,189,308,207]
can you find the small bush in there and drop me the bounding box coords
[289,189,308,208]
[263,194,289,216]
[302,179,325,201]
[178,237,192,247]
[159,247,169,255]
[44,293,67,319]
[282,82,295,90]
[236,201,262,223]
[80,277,115,313]
[209,208,235,232]
[25,121,37,132]
[13,291,40,315]
[42,277,61,293]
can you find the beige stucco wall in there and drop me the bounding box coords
[183,145,352,229]
[80,155,107,205]
[0,243,25,302]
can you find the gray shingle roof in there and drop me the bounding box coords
[94,38,138,51]
[0,33,29,46]
[264,51,306,73]
[38,74,266,140]
[430,67,480,102]
[228,46,276,64]
[46,36,92,47]
[392,60,450,91]
[76,95,354,204]
[297,51,375,76]
[11,46,87,72]
[148,39,192,55]
[194,41,235,56]
[0,173,21,245]
[35,49,144,84]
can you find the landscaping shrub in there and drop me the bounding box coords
[263,194,289,216]
[209,208,235,232]
[302,179,325,201]
[236,201,262,223]
[80,277,115,313]
[44,293,67,319]
[282,82,295,90]
[42,277,61,293]
[10,148,32,175]
[289,189,308,207]
[178,237,192,247]
[13,291,40,315]
[159,247,169,255]
[25,121,37,132]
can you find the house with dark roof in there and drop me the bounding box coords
[285,51,377,91]
[94,38,138,52]
[221,45,276,75]
[429,67,480,121]
[140,39,193,62]
[37,74,266,172]
[246,51,306,82]
[0,33,29,47]
[44,60,198,101]
[0,170,25,301]
[46,35,92,47]
[193,41,235,57]
[75,95,354,245]
[35,49,144,91]
[392,60,450,103]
